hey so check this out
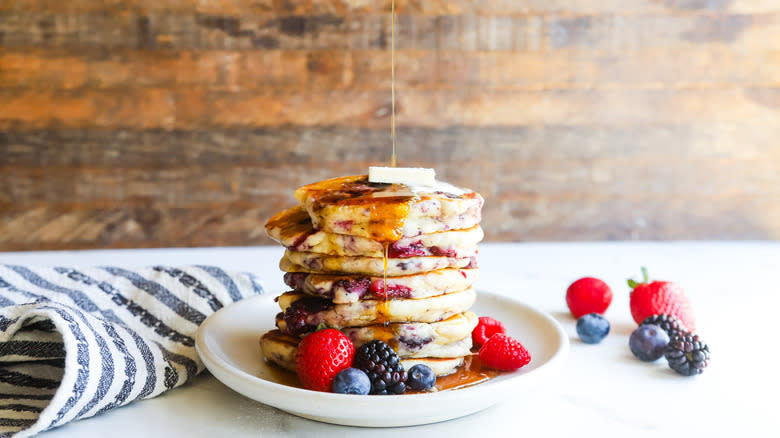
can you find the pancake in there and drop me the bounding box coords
[281,250,475,277]
[275,311,477,358]
[292,175,484,242]
[260,330,465,377]
[266,205,483,258]
[399,357,465,377]
[341,311,477,358]
[283,268,480,303]
[275,288,477,335]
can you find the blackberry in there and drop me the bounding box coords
[640,314,688,339]
[280,297,333,336]
[664,333,710,376]
[353,340,408,395]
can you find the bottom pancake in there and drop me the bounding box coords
[260,330,465,377]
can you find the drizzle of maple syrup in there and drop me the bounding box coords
[390,0,396,168]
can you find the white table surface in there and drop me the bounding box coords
[1,242,777,437]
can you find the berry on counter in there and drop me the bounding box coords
[629,324,670,362]
[295,329,356,392]
[354,340,408,395]
[332,368,371,395]
[665,333,710,376]
[576,313,610,344]
[407,364,436,391]
[478,333,531,371]
[566,277,613,318]
[472,316,506,347]
[628,268,696,331]
[640,314,688,339]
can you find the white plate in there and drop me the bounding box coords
[195,290,569,427]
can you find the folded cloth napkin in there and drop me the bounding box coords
[0,265,264,438]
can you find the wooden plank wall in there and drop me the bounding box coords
[0,0,778,250]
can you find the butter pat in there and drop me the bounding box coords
[368,167,436,186]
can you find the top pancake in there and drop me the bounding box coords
[292,175,484,242]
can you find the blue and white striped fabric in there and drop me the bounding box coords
[0,265,263,438]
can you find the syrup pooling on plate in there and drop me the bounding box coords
[431,354,500,391]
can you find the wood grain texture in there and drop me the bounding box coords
[4,48,780,91]
[1,87,778,129]
[1,1,778,250]
[1,0,777,15]
[2,11,780,51]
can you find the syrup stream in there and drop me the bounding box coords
[390,0,396,168]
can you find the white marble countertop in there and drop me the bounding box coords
[1,242,777,437]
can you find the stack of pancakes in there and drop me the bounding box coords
[260,175,484,377]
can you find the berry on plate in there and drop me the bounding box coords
[566,277,613,318]
[295,328,355,392]
[478,333,531,371]
[576,313,610,344]
[628,268,696,331]
[629,324,670,362]
[353,340,408,395]
[407,364,436,391]
[472,316,506,347]
[332,368,371,395]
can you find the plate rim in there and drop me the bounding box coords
[195,290,569,425]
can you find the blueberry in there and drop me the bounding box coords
[576,313,610,344]
[406,364,436,391]
[629,324,670,362]
[332,368,371,395]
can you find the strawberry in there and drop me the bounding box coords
[628,267,695,331]
[478,333,531,371]
[566,277,613,318]
[295,328,355,392]
[472,316,506,347]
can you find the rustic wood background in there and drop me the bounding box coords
[1,0,779,250]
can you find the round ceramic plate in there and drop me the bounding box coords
[195,290,569,427]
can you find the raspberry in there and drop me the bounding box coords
[295,329,355,392]
[471,316,506,347]
[566,277,613,318]
[478,333,531,371]
[369,280,413,299]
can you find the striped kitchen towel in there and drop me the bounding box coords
[0,265,264,438]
